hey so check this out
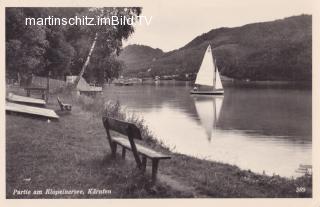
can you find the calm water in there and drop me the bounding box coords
[103,80,312,178]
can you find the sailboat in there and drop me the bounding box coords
[193,96,223,141]
[190,45,224,95]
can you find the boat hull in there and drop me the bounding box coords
[6,102,59,119]
[114,82,133,86]
[7,93,46,106]
[190,89,224,95]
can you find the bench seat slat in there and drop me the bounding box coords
[112,137,171,159]
[57,97,72,111]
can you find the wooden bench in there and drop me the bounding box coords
[25,86,48,101]
[102,116,171,183]
[57,97,72,111]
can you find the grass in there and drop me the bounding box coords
[6,85,312,198]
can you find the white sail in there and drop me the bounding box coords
[195,45,215,87]
[215,69,223,90]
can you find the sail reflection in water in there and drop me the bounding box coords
[193,96,223,141]
[103,82,311,178]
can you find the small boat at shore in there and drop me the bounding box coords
[190,45,224,95]
[113,78,137,86]
[6,102,59,119]
[114,82,133,86]
[7,93,46,106]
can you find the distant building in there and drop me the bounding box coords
[66,76,77,84]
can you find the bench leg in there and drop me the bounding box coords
[111,143,117,158]
[151,159,159,184]
[141,156,147,173]
[121,147,126,159]
[46,91,49,102]
[27,90,30,97]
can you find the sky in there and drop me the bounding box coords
[123,0,313,52]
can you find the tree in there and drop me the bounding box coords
[72,7,141,87]
[6,8,48,86]
[6,7,141,86]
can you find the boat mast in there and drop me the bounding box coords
[213,58,217,90]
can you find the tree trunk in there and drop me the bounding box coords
[73,32,98,88]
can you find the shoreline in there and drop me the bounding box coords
[5,85,312,198]
[117,78,312,89]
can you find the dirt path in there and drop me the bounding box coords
[157,173,206,197]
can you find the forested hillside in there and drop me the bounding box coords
[120,15,311,81]
[118,44,163,72]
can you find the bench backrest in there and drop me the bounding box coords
[102,116,143,167]
[102,116,142,140]
[57,97,63,106]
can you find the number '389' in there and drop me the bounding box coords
[296,187,306,193]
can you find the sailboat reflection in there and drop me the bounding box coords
[192,96,224,141]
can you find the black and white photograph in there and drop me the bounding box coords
[3,0,317,202]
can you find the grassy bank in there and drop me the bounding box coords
[6,86,312,198]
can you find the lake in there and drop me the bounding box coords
[103,80,312,178]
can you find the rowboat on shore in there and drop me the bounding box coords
[6,102,59,119]
[7,93,46,106]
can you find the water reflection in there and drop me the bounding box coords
[103,81,312,177]
[192,96,224,141]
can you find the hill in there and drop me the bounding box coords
[119,15,311,81]
[118,44,164,72]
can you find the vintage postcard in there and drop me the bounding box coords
[1,0,319,206]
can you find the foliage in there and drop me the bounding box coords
[6,7,141,84]
[6,8,48,85]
